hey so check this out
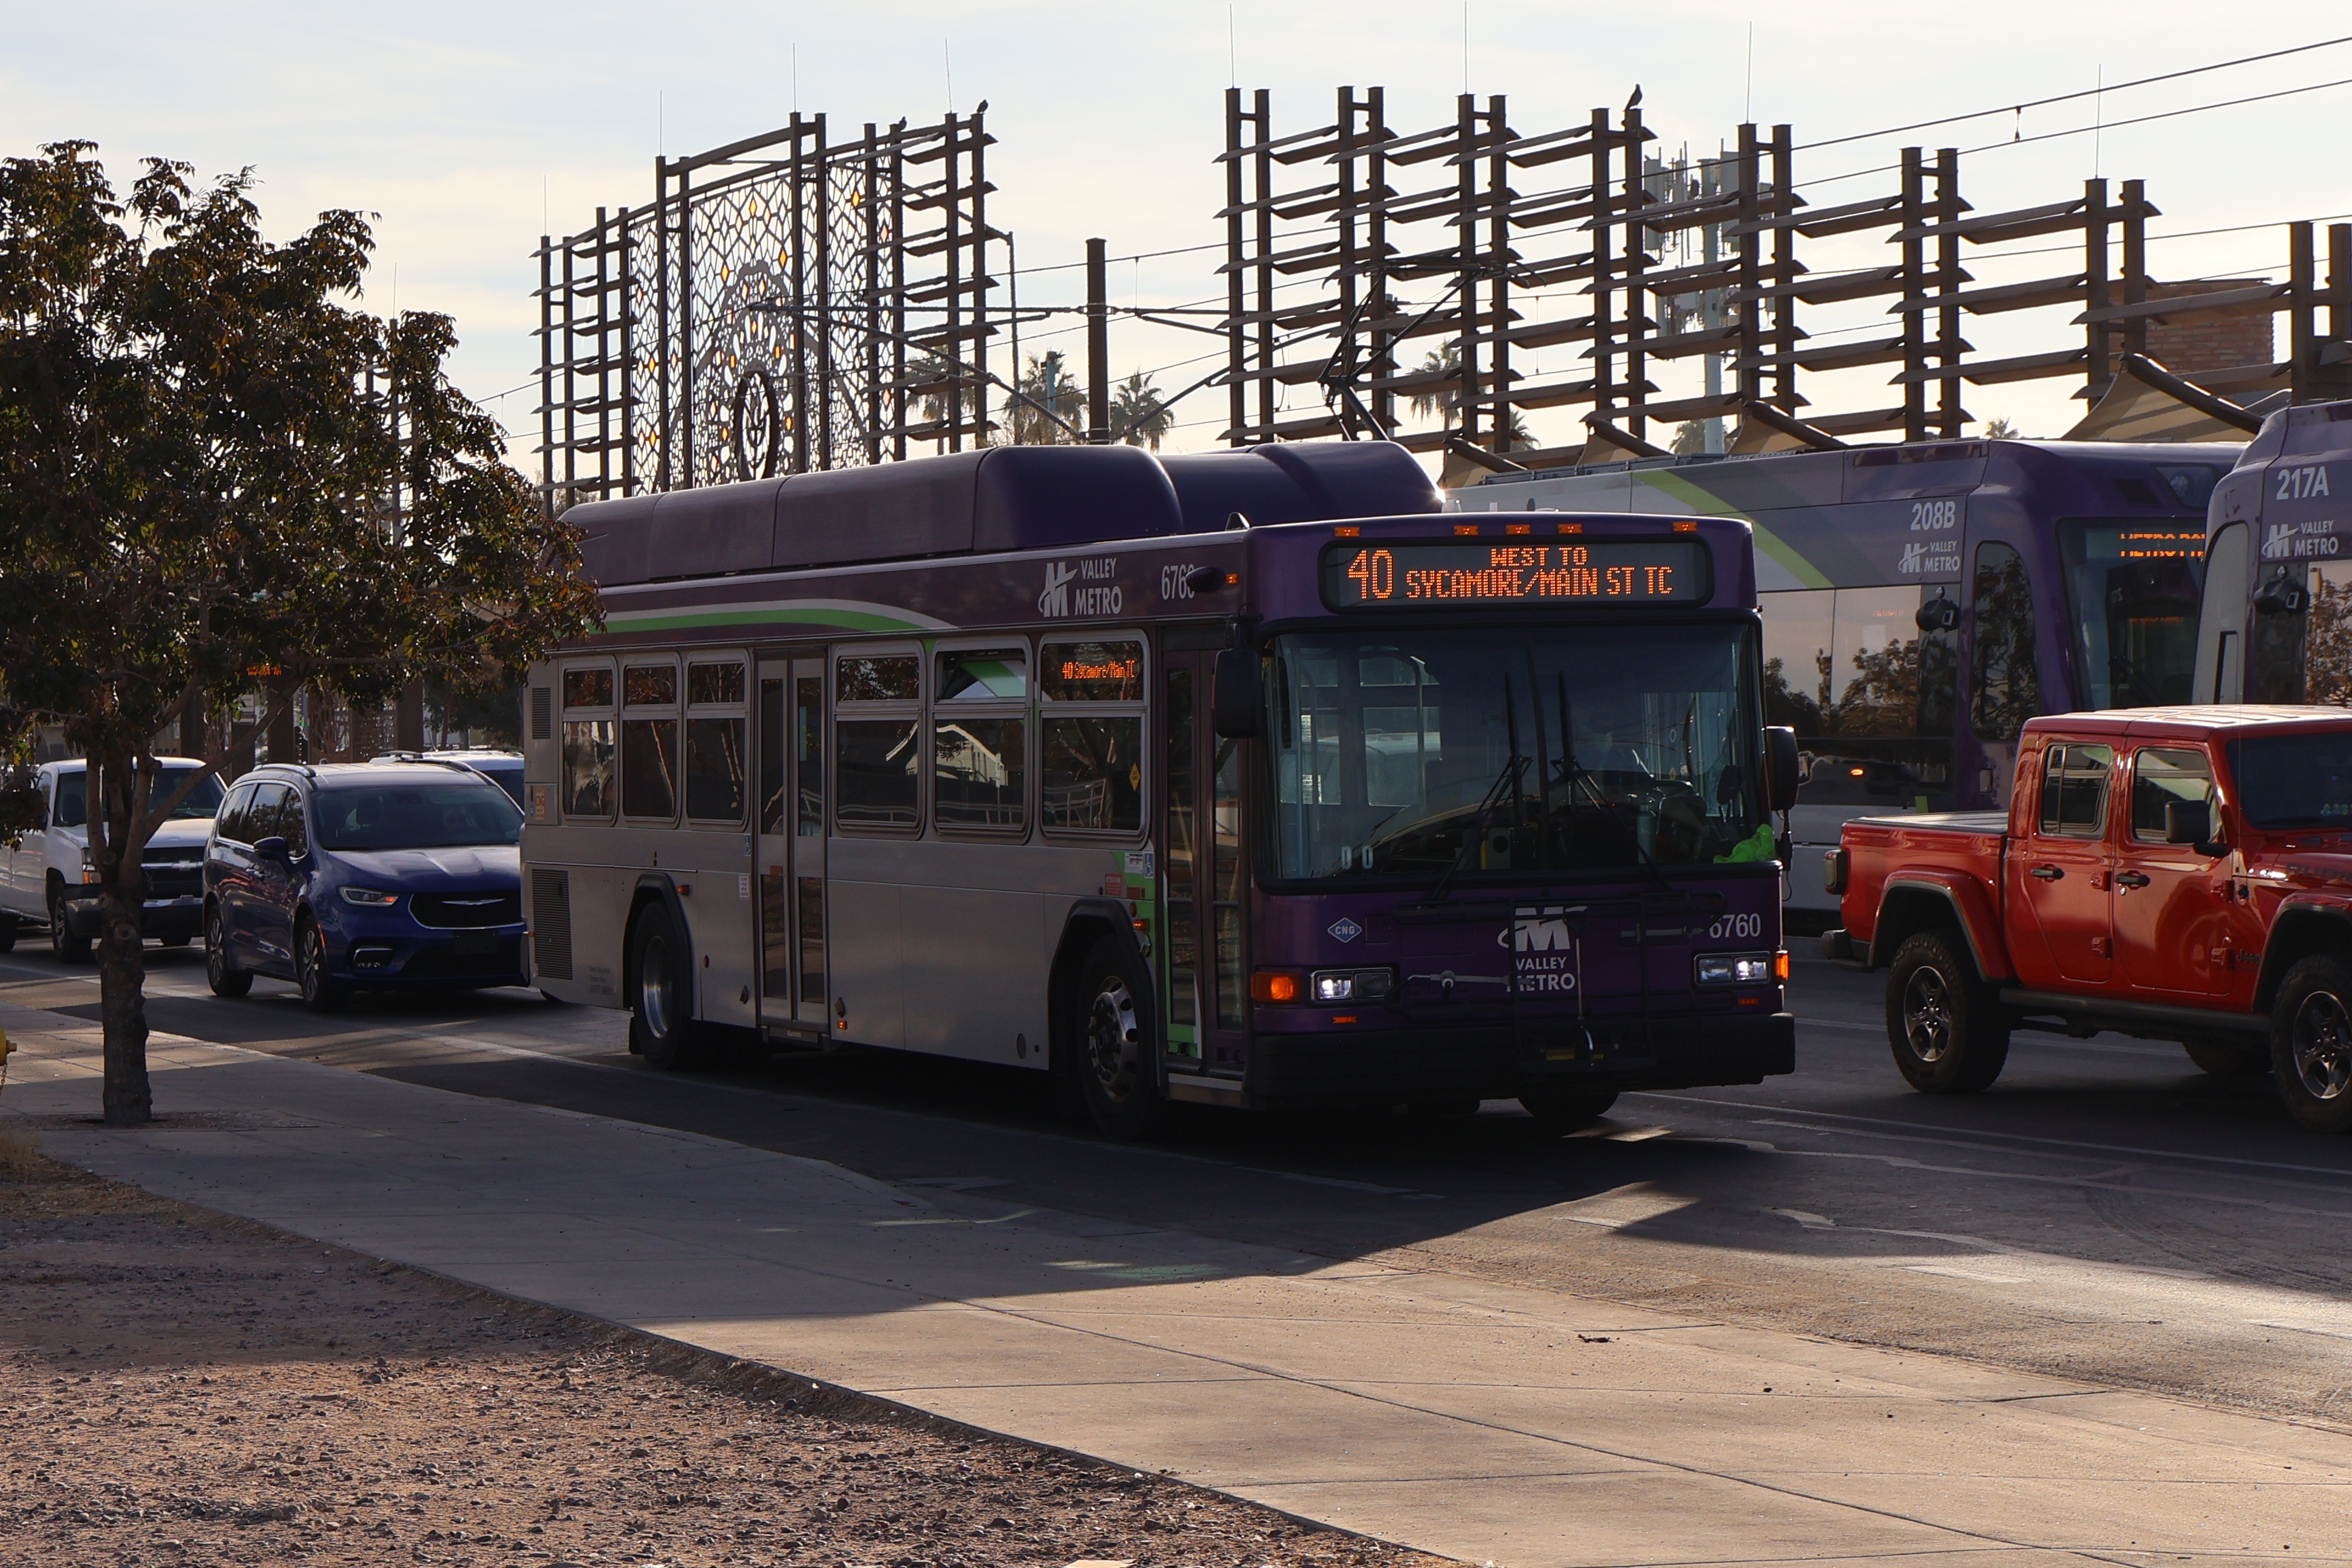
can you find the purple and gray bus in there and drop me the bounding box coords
[521,440,1798,1137]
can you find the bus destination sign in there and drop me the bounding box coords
[1320,538,1710,610]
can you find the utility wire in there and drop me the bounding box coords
[1795,35,2352,150]
[1804,73,2352,189]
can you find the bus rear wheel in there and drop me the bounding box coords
[629,903,703,1071]
[1075,936,1161,1141]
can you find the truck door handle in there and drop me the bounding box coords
[2115,871,2151,889]
[2029,865,2064,880]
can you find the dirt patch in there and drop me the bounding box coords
[0,1150,1446,1568]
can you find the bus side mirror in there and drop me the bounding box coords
[2255,570,2307,617]
[1915,596,1961,632]
[2164,799,2222,854]
[1213,647,1262,739]
[1764,726,1802,812]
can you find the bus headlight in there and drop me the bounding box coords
[1310,968,1394,1004]
[1696,951,1774,985]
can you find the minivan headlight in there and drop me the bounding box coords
[340,888,400,907]
[1696,951,1774,985]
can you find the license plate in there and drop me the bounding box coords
[451,930,501,957]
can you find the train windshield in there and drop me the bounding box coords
[1267,624,1765,883]
[2057,519,2207,708]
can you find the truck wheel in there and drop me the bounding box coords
[2271,956,2352,1133]
[1519,1087,1619,1132]
[628,903,703,1071]
[1074,936,1162,1141]
[2183,1036,2269,1078]
[49,884,92,964]
[1885,930,2009,1094]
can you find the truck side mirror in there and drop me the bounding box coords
[1212,646,1263,740]
[1764,726,1802,812]
[2163,799,2221,854]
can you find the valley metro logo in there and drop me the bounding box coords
[1038,561,1077,617]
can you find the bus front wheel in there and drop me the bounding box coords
[1075,936,1162,1141]
[629,904,703,1071]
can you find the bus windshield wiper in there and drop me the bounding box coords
[1423,748,1528,905]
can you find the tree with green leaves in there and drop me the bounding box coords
[1006,350,1085,444]
[1110,369,1171,450]
[1409,341,1462,428]
[0,142,600,1124]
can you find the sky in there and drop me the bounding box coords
[7,1,2350,473]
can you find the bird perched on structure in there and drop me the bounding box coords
[1625,84,1642,111]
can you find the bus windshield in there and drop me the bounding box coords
[2058,519,2205,708]
[1268,624,1764,883]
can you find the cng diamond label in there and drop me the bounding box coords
[1327,917,1363,943]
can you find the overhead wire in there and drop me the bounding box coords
[1793,35,2352,150]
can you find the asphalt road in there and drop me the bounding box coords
[7,939,2350,1431]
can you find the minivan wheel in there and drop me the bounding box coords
[205,906,252,998]
[295,917,348,1012]
[1074,936,1162,1141]
[49,884,92,964]
[628,904,702,1070]
[2271,956,2352,1133]
[1885,929,2009,1093]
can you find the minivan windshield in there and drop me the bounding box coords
[1268,623,1765,882]
[53,766,225,827]
[313,782,523,851]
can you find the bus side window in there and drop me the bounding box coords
[834,651,921,832]
[1040,638,1147,837]
[560,664,615,820]
[683,658,746,825]
[1970,542,2040,745]
[621,663,679,822]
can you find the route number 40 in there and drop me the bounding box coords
[1709,912,1763,939]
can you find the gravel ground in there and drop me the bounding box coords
[0,1145,1447,1568]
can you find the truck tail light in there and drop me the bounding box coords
[1823,847,1848,895]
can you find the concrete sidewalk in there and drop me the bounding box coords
[5,999,2348,1567]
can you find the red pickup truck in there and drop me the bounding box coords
[1826,706,2352,1132]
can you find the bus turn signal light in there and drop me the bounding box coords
[1774,950,1790,982]
[1250,971,1302,1003]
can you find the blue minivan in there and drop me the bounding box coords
[203,761,527,1010]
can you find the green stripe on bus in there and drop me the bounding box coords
[1632,472,1834,590]
[608,607,947,635]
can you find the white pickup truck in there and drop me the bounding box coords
[1,758,225,961]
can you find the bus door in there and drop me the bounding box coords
[757,654,829,1040]
[1162,647,1247,1076]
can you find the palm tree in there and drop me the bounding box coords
[1008,350,1085,444]
[1409,341,1462,427]
[1111,370,1173,450]
[902,353,976,436]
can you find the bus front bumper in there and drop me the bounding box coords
[1242,1010,1797,1106]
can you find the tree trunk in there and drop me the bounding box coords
[92,751,156,1126]
[98,874,153,1126]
